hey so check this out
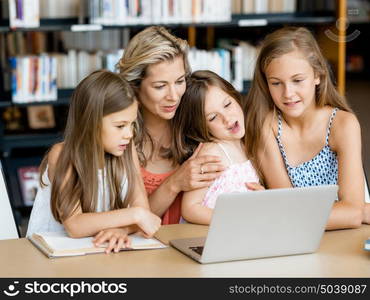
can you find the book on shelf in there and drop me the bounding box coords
[88,0,231,25]
[29,231,168,258]
[8,0,40,28]
[17,166,39,207]
[232,0,297,14]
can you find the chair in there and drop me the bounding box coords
[0,161,19,239]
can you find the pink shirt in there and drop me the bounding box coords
[202,144,259,209]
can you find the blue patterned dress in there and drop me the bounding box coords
[276,108,338,187]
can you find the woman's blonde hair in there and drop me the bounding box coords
[117,26,190,166]
[39,70,137,223]
[244,26,352,177]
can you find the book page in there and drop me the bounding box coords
[35,232,166,252]
[130,233,166,249]
[38,232,98,251]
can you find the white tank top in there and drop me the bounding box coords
[26,166,128,237]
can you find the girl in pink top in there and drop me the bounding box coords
[172,70,261,225]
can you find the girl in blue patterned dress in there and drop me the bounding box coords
[244,27,369,229]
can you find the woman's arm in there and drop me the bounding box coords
[325,112,364,230]
[148,143,225,217]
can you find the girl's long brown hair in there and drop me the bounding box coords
[117,26,190,166]
[172,70,244,164]
[39,70,137,222]
[244,26,353,179]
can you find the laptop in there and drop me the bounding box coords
[170,185,338,264]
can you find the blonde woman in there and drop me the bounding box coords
[27,70,161,253]
[118,26,225,224]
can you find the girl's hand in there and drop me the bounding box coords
[246,182,265,191]
[134,207,162,238]
[93,228,131,254]
[170,143,225,192]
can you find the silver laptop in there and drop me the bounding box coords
[170,185,338,264]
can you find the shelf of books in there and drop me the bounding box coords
[0,0,345,228]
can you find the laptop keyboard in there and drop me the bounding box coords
[189,246,204,255]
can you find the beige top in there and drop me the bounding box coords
[1,224,370,278]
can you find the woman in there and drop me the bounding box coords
[118,26,225,224]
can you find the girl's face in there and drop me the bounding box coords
[204,85,245,141]
[138,56,186,120]
[265,50,320,118]
[101,101,138,156]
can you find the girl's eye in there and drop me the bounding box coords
[271,82,280,86]
[176,79,185,85]
[209,115,216,122]
[117,125,125,129]
[294,79,303,83]
[154,85,165,90]
[225,102,231,108]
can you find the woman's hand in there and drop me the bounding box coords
[133,207,162,238]
[246,182,265,191]
[170,143,225,193]
[93,227,131,254]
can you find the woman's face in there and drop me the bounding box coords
[138,56,186,120]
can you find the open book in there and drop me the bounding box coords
[29,231,167,258]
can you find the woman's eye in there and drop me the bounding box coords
[225,102,231,108]
[176,79,185,85]
[154,85,165,89]
[271,82,280,86]
[294,79,303,83]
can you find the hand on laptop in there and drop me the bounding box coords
[245,182,265,191]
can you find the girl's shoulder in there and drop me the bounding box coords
[47,142,65,182]
[331,109,360,133]
[261,111,278,141]
[198,142,223,157]
[48,142,64,166]
[329,108,361,148]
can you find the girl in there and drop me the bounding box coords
[172,70,260,225]
[244,26,369,229]
[118,26,225,224]
[26,70,161,253]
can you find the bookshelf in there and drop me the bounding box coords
[0,0,348,227]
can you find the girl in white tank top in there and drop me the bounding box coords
[26,70,161,253]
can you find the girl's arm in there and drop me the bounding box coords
[148,143,225,217]
[325,112,364,230]
[181,187,213,225]
[48,144,161,238]
[181,143,227,225]
[258,116,293,189]
[260,112,365,230]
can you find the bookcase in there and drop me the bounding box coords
[0,0,347,231]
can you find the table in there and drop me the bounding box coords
[0,224,369,277]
